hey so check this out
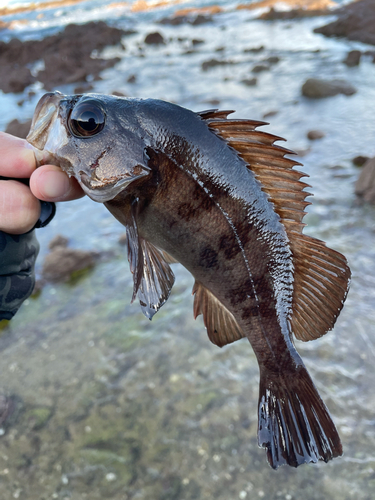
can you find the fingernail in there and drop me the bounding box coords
[42,170,70,199]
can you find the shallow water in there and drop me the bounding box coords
[1,2,375,499]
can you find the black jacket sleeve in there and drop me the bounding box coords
[0,200,56,320]
[0,230,40,320]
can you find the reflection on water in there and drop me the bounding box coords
[1,5,375,500]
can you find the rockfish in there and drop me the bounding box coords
[27,92,351,469]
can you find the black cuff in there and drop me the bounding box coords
[33,201,56,229]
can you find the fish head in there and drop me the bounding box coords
[27,92,151,202]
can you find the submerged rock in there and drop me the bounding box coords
[252,63,270,73]
[355,157,375,204]
[343,49,361,67]
[201,58,236,71]
[301,78,357,98]
[42,235,97,282]
[314,0,375,46]
[241,77,258,86]
[307,129,325,140]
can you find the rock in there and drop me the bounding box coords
[48,234,69,250]
[307,129,325,140]
[5,118,32,139]
[0,21,128,93]
[314,0,375,46]
[352,155,369,167]
[201,59,235,71]
[127,74,136,83]
[42,240,97,283]
[144,32,165,45]
[252,63,270,73]
[0,65,35,94]
[241,77,258,86]
[266,56,280,64]
[343,50,361,67]
[355,157,375,204]
[192,38,204,46]
[263,110,278,119]
[259,5,335,20]
[244,45,265,53]
[159,6,221,25]
[301,78,357,98]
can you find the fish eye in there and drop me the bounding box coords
[68,100,105,138]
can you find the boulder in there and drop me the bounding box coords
[307,130,325,140]
[144,32,165,45]
[314,0,375,46]
[301,78,357,98]
[343,50,361,67]
[355,157,375,204]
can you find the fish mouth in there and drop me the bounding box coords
[26,92,63,150]
[79,168,149,203]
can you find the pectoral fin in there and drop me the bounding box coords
[126,203,175,319]
[193,281,245,347]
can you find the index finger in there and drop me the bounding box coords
[0,131,36,179]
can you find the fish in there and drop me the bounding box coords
[27,92,351,469]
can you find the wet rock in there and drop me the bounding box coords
[201,58,235,71]
[5,118,32,139]
[266,55,280,64]
[0,65,35,94]
[343,49,361,67]
[127,74,136,83]
[144,31,165,45]
[352,155,369,167]
[0,21,128,93]
[48,234,69,250]
[192,38,204,46]
[263,110,279,119]
[252,63,270,73]
[42,237,97,282]
[355,157,375,204]
[307,129,325,140]
[244,45,265,53]
[301,78,357,98]
[241,77,258,86]
[314,0,375,46]
[258,5,333,20]
[159,6,221,25]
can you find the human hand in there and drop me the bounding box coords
[0,132,84,234]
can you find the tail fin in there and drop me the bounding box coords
[258,365,342,469]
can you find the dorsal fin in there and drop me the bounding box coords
[192,281,245,347]
[198,110,351,341]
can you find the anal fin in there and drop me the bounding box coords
[193,281,245,347]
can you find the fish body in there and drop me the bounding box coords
[27,92,351,469]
